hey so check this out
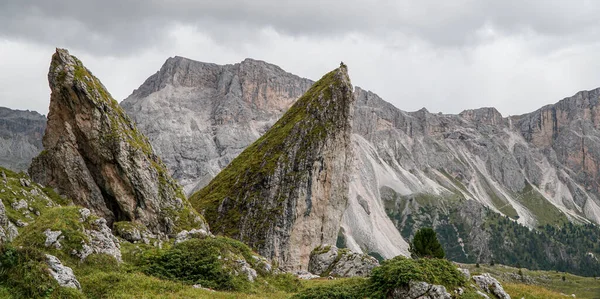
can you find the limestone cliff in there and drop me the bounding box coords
[28,49,206,236]
[121,57,312,194]
[0,107,46,171]
[189,65,355,270]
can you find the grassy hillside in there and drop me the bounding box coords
[462,263,600,299]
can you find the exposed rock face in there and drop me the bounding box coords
[515,89,600,219]
[121,57,312,194]
[190,66,355,270]
[308,245,379,277]
[79,211,122,262]
[28,49,207,236]
[0,199,18,244]
[0,107,46,172]
[46,254,81,290]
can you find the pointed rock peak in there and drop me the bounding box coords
[30,49,207,236]
[190,64,355,270]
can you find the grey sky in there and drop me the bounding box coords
[1,0,600,116]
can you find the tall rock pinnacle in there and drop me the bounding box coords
[29,49,207,235]
[190,65,355,270]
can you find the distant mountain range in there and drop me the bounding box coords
[4,55,600,275]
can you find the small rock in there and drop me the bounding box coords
[79,208,91,222]
[1,171,6,184]
[390,281,451,299]
[236,259,258,282]
[193,284,215,292]
[174,228,208,244]
[252,255,273,273]
[46,254,81,289]
[44,229,63,249]
[11,199,28,211]
[458,268,471,280]
[15,220,28,227]
[295,270,320,280]
[476,290,490,298]
[19,178,30,188]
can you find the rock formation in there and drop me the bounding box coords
[28,49,206,236]
[122,55,600,272]
[121,57,312,194]
[46,254,81,290]
[189,65,355,270]
[0,107,46,171]
[308,245,379,277]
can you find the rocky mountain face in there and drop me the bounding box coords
[121,57,312,194]
[28,49,207,236]
[122,56,600,275]
[0,107,46,172]
[189,65,355,270]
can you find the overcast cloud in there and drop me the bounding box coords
[2,0,600,116]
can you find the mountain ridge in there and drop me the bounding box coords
[120,54,600,275]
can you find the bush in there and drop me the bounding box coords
[294,257,466,299]
[292,278,367,299]
[139,237,258,291]
[0,245,84,299]
[368,256,466,298]
[409,228,445,259]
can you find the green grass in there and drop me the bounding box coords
[515,182,569,226]
[461,263,600,299]
[14,206,96,257]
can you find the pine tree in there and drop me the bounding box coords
[409,228,445,259]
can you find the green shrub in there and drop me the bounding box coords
[409,228,445,259]
[292,278,368,299]
[368,256,466,298]
[138,237,258,291]
[0,245,84,299]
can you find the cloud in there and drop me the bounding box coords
[1,1,600,117]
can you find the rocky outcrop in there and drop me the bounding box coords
[0,198,18,244]
[0,107,46,172]
[389,281,452,299]
[46,254,81,290]
[473,273,511,299]
[121,57,312,194]
[77,209,122,262]
[28,49,207,236]
[308,245,379,277]
[190,65,355,270]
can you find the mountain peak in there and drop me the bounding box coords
[30,49,207,235]
[189,64,355,270]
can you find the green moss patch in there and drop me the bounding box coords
[14,206,95,257]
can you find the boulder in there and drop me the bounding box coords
[46,254,81,289]
[473,273,510,299]
[308,245,379,277]
[389,281,452,299]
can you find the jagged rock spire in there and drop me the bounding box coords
[190,65,355,270]
[29,49,207,236]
